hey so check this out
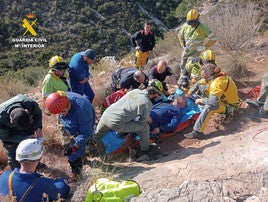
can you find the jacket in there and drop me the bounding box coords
[0,168,70,202]
[131,30,155,52]
[119,68,149,90]
[0,94,42,143]
[178,22,217,51]
[191,72,240,107]
[59,92,95,161]
[41,70,69,99]
[68,52,90,90]
[100,89,152,127]
[150,102,182,133]
[148,65,173,82]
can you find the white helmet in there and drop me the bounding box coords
[16,139,44,162]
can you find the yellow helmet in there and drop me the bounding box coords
[186,9,199,25]
[49,55,64,68]
[201,50,215,63]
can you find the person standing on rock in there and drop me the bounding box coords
[178,9,217,78]
[246,72,268,118]
[0,94,44,170]
[184,63,240,139]
[69,49,96,103]
[131,21,156,70]
[45,91,95,181]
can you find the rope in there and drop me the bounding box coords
[252,124,268,145]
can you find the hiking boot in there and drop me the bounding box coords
[135,149,150,162]
[184,130,206,139]
[246,99,262,108]
[259,106,268,118]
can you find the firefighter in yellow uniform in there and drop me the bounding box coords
[178,49,216,92]
[178,9,217,75]
[184,63,240,139]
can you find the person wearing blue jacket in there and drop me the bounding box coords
[0,139,70,201]
[45,91,95,181]
[149,88,199,139]
[69,49,96,103]
[149,102,182,138]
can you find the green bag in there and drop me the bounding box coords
[85,178,141,202]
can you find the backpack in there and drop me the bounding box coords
[100,90,126,113]
[85,178,141,202]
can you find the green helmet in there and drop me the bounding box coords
[148,79,163,93]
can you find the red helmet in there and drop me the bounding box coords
[45,91,68,114]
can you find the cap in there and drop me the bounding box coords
[10,108,31,130]
[81,49,96,60]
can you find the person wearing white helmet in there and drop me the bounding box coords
[0,139,70,201]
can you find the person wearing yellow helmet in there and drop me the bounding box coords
[178,9,217,77]
[41,55,69,102]
[178,49,216,91]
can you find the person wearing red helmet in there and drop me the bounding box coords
[45,91,95,181]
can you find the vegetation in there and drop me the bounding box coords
[0,0,266,100]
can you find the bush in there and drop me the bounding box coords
[201,0,262,77]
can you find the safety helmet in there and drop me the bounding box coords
[16,139,44,162]
[201,50,215,64]
[45,91,68,114]
[186,9,199,25]
[49,56,68,70]
[148,79,163,93]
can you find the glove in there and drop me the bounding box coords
[64,146,78,156]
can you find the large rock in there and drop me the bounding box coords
[125,123,268,201]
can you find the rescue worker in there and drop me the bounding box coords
[184,63,240,139]
[41,55,69,101]
[131,22,156,69]
[111,67,149,93]
[0,94,43,170]
[0,139,70,201]
[69,49,96,103]
[45,91,95,181]
[178,9,217,74]
[178,49,216,91]
[148,59,177,96]
[246,72,268,117]
[92,80,162,160]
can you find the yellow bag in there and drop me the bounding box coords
[85,178,141,202]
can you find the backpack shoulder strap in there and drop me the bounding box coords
[20,177,40,202]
